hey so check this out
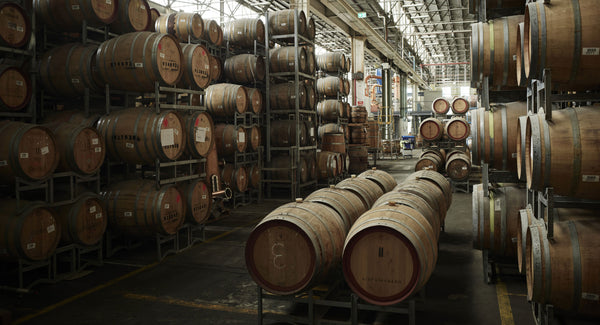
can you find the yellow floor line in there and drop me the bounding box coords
[123,293,285,316]
[496,280,516,325]
[15,217,262,324]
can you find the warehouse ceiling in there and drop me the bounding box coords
[152,0,474,87]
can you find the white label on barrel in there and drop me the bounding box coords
[126,142,134,149]
[281,23,287,26]
[47,224,55,233]
[96,213,102,219]
[41,146,49,155]
[291,95,296,99]
[91,138,99,145]
[0,161,6,166]
[582,175,600,182]
[310,128,314,136]
[161,128,175,146]
[237,69,243,73]
[124,211,133,217]
[582,293,600,301]
[238,132,245,143]
[237,31,242,34]
[202,195,206,199]
[72,78,80,84]
[90,206,96,213]
[95,147,102,153]
[141,5,146,9]
[160,53,165,59]
[511,237,518,243]
[289,62,294,66]
[165,204,170,209]
[462,166,468,170]
[218,105,223,109]
[513,54,517,61]
[17,26,24,32]
[16,80,23,86]
[196,127,207,142]
[106,0,111,4]
[135,62,143,68]
[20,152,28,159]
[225,143,231,147]
[27,243,36,250]
[332,159,337,169]
[495,199,501,211]
[583,48,600,55]
[512,152,518,158]
[72,5,80,10]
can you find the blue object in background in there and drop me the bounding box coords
[401,136,415,149]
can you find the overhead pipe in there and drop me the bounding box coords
[420,62,470,66]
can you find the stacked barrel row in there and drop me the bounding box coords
[265,9,318,192]
[417,97,471,181]
[314,51,352,181]
[246,169,453,306]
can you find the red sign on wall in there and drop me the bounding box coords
[357,101,364,105]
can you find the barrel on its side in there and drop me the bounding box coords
[223,18,265,49]
[103,180,184,237]
[317,151,339,180]
[269,155,308,183]
[0,200,61,261]
[431,98,450,114]
[224,54,265,84]
[451,98,470,114]
[178,43,211,90]
[110,0,151,33]
[336,176,383,209]
[214,124,247,157]
[343,204,438,306]
[270,47,307,74]
[183,111,214,158]
[271,82,307,111]
[0,3,31,48]
[202,19,220,44]
[96,108,185,165]
[316,77,343,97]
[445,117,470,141]
[321,133,345,154]
[35,0,118,31]
[357,168,397,193]
[222,164,248,192]
[55,193,106,246]
[305,188,367,231]
[0,121,59,181]
[350,106,367,124]
[419,118,443,141]
[415,149,444,172]
[268,9,306,37]
[316,52,345,73]
[155,12,203,42]
[0,65,32,111]
[347,146,368,174]
[205,83,248,117]
[445,150,471,181]
[373,191,440,239]
[44,122,105,175]
[178,179,211,225]
[246,88,264,114]
[246,200,345,295]
[270,120,306,147]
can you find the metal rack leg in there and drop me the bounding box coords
[351,293,358,325]
[257,286,263,325]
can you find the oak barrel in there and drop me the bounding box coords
[97,108,185,164]
[304,154,317,181]
[373,191,440,239]
[96,32,183,92]
[419,118,443,141]
[103,180,184,237]
[472,184,526,257]
[445,150,471,181]
[55,193,106,246]
[516,22,529,87]
[526,218,600,315]
[270,46,307,74]
[34,0,118,31]
[0,200,60,261]
[318,123,343,141]
[247,125,261,152]
[0,65,31,111]
[316,52,346,73]
[222,164,248,192]
[224,54,265,84]
[44,122,105,175]
[451,97,470,114]
[316,100,342,122]
[214,124,247,157]
[268,9,306,37]
[269,155,308,183]
[178,43,211,90]
[306,188,367,231]
[470,15,523,88]
[347,146,368,174]
[110,0,150,33]
[205,83,248,117]
[524,0,600,89]
[358,168,397,193]
[183,111,214,158]
[304,46,316,75]
[317,151,338,180]
[336,176,383,209]
[321,133,345,154]
[366,120,380,148]
[248,164,261,188]
[471,102,527,172]
[270,82,307,111]
[178,179,211,225]
[525,107,600,200]
[516,115,528,180]
[343,204,438,305]
[0,3,30,48]
[155,12,203,42]
[431,98,450,114]
[270,120,306,147]
[246,87,263,114]
[246,200,345,295]
[444,117,470,141]
[0,121,59,181]
[316,77,343,97]
[304,120,317,146]
[305,17,315,40]
[223,18,265,49]
[349,125,367,145]
[149,8,160,32]
[40,43,103,97]
[202,19,220,44]
[305,82,316,109]
[43,110,100,128]
[350,106,367,124]
[415,150,444,172]
[209,55,222,82]
[405,170,453,211]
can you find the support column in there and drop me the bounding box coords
[382,63,392,141]
[350,36,366,108]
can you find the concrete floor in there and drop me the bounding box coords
[2,156,544,324]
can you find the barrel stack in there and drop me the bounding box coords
[315,50,351,183]
[469,1,600,322]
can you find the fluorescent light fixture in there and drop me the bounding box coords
[403,3,424,7]
[411,15,429,19]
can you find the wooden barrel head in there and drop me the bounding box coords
[246,88,263,114]
[451,98,469,114]
[203,19,220,44]
[155,34,183,85]
[158,111,185,160]
[0,66,31,110]
[183,180,211,224]
[358,169,397,192]
[445,118,470,141]
[248,125,261,152]
[419,118,443,141]
[149,8,160,31]
[249,164,260,188]
[432,98,450,114]
[124,0,151,31]
[209,55,222,82]
[0,3,30,48]
[62,125,105,175]
[58,194,107,246]
[186,111,214,158]
[180,44,211,89]
[321,132,345,154]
